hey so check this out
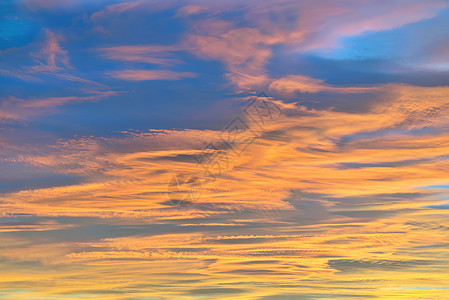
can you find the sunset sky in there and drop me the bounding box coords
[2,0,449,299]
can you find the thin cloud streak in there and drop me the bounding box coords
[107,69,197,81]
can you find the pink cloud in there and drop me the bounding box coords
[20,0,86,11]
[1,29,83,82]
[184,21,280,90]
[0,91,119,123]
[175,5,205,17]
[91,1,142,21]
[242,0,448,51]
[180,0,447,91]
[298,1,446,52]
[31,29,72,73]
[107,69,197,81]
[99,45,182,66]
[21,91,119,108]
[90,0,174,22]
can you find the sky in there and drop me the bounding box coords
[1,0,449,299]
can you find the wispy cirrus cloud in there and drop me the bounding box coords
[90,1,142,21]
[0,90,120,123]
[31,29,72,72]
[99,45,182,66]
[1,28,109,90]
[1,29,71,80]
[107,69,197,81]
[99,44,197,82]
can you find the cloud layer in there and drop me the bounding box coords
[1,0,449,299]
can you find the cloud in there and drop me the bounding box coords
[85,0,449,91]
[0,219,75,233]
[2,93,449,297]
[90,0,173,22]
[3,1,449,298]
[180,0,448,90]
[1,29,71,78]
[3,83,449,220]
[184,21,278,90]
[175,5,206,17]
[99,45,182,66]
[243,0,448,51]
[107,69,197,81]
[1,28,110,92]
[99,44,196,82]
[31,29,72,72]
[186,287,247,296]
[91,1,142,21]
[269,75,378,95]
[0,90,119,123]
[258,293,375,299]
[328,259,434,273]
[20,0,95,11]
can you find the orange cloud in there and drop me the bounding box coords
[269,74,378,94]
[2,82,449,299]
[3,1,449,298]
